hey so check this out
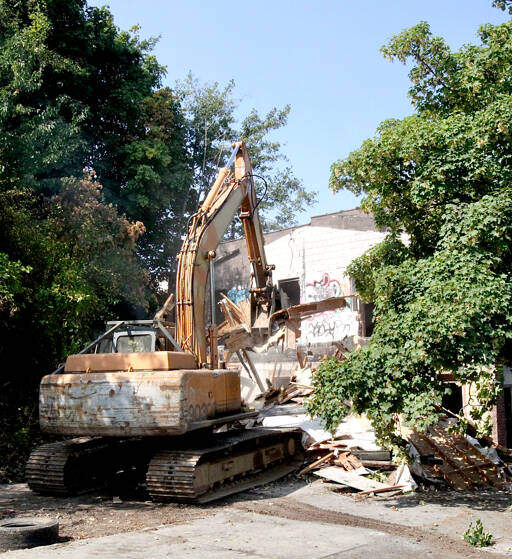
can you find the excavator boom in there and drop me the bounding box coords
[176,141,273,365]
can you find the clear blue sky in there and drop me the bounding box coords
[88,0,508,223]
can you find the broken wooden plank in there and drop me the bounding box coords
[440,406,512,460]
[360,460,397,471]
[237,349,265,393]
[297,346,307,369]
[278,383,315,404]
[153,293,175,321]
[222,329,253,353]
[349,450,392,461]
[407,425,503,490]
[219,294,248,327]
[332,340,350,360]
[270,297,346,324]
[252,326,286,353]
[309,443,348,451]
[286,297,346,320]
[429,425,503,487]
[407,430,468,490]
[356,484,407,496]
[299,451,335,476]
[333,452,363,471]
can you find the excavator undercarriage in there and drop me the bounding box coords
[26,429,304,503]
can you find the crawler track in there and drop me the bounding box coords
[26,438,147,496]
[26,438,112,495]
[146,429,304,503]
[27,430,304,503]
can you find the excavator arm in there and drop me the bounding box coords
[175,141,273,366]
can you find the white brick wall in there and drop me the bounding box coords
[264,226,387,344]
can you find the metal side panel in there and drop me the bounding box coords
[39,369,240,437]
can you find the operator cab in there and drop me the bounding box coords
[93,321,176,354]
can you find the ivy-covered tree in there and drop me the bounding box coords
[308,13,512,447]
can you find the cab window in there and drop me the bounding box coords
[115,334,153,353]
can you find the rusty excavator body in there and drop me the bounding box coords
[26,142,303,503]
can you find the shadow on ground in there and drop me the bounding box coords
[373,488,512,513]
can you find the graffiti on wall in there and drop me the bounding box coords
[227,285,250,304]
[304,272,345,302]
[302,272,359,343]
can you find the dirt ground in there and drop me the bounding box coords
[0,483,213,550]
[2,476,512,557]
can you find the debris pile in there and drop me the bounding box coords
[219,293,512,497]
[255,402,413,496]
[302,434,413,495]
[256,379,315,406]
[405,424,508,490]
[259,404,512,496]
[218,294,347,355]
[254,388,512,496]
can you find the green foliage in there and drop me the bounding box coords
[0,253,31,315]
[366,470,388,483]
[0,0,170,479]
[307,358,351,434]
[310,17,512,445]
[493,0,512,14]
[0,0,187,287]
[463,519,493,547]
[346,234,408,303]
[121,88,190,284]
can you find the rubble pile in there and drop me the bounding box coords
[255,401,512,497]
[218,294,347,356]
[255,404,417,496]
[252,365,512,497]
[219,294,512,497]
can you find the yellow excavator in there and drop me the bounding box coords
[26,142,303,503]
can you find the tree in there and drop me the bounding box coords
[174,74,317,242]
[493,0,512,14]
[308,15,512,449]
[120,87,191,285]
[0,1,313,480]
[0,0,180,480]
[0,0,190,286]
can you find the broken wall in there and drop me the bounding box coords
[215,209,387,399]
[216,209,386,344]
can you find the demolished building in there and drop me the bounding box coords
[214,207,512,448]
[214,208,384,397]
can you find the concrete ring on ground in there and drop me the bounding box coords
[0,517,59,550]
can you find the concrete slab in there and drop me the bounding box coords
[244,479,512,556]
[1,508,471,559]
